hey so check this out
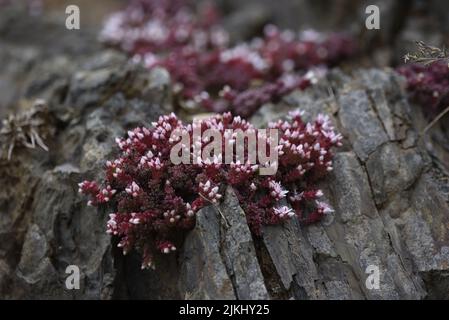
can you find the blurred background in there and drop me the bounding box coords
[1,0,449,116]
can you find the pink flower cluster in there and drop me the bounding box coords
[100,0,226,53]
[100,0,356,117]
[79,112,342,268]
[397,61,449,115]
[0,0,42,15]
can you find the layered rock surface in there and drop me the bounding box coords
[1,2,449,300]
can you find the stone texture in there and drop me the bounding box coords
[218,188,269,300]
[1,2,449,300]
[179,187,268,300]
[338,89,389,161]
[2,60,448,299]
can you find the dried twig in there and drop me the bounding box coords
[404,41,449,66]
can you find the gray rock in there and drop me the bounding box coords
[180,187,268,300]
[223,4,270,42]
[219,187,269,299]
[366,143,423,206]
[0,44,172,299]
[338,89,389,161]
[262,218,320,299]
[179,202,236,300]
[0,45,39,117]
[249,68,448,300]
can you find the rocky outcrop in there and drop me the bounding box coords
[179,187,268,300]
[0,46,171,299]
[2,48,448,299]
[248,68,449,299]
[1,2,448,300]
